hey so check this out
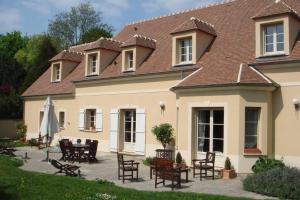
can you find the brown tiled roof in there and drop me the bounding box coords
[252,0,299,19]
[121,34,156,49]
[49,50,83,63]
[23,0,300,97]
[83,38,122,52]
[171,17,217,36]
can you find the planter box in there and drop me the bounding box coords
[222,169,236,179]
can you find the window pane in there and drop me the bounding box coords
[213,125,224,139]
[276,24,283,34]
[198,110,210,123]
[125,122,131,132]
[181,55,186,62]
[245,123,258,136]
[198,124,210,138]
[198,138,209,152]
[213,139,223,153]
[265,26,274,35]
[245,136,257,148]
[246,108,259,121]
[266,44,274,52]
[188,53,192,61]
[180,40,185,47]
[266,35,273,44]
[277,43,284,51]
[181,47,186,54]
[125,132,131,142]
[277,34,284,43]
[213,110,224,124]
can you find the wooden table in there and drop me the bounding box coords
[177,167,189,183]
[72,144,89,162]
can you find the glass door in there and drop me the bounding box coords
[123,110,136,152]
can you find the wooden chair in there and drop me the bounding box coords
[150,149,173,179]
[50,159,80,176]
[117,153,139,183]
[85,139,91,145]
[192,152,215,180]
[87,140,98,163]
[59,140,71,161]
[154,159,181,191]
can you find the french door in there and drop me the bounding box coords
[123,110,136,152]
[197,109,224,154]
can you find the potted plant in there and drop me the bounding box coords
[175,152,186,168]
[222,157,236,179]
[151,123,174,149]
[77,139,81,144]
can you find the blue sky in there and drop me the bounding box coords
[0,0,222,36]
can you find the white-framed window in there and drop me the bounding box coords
[245,107,260,149]
[52,63,61,81]
[125,51,134,70]
[87,53,98,75]
[197,109,224,154]
[59,111,65,129]
[264,23,284,55]
[179,38,192,63]
[124,110,136,143]
[85,109,96,131]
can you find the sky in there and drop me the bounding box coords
[0,0,223,36]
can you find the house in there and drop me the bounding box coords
[22,0,300,173]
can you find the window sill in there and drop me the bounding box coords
[257,53,287,59]
[86,73,99,77]
[244,148,263,156]
[122,69,135,73]
[173,62,194,67]
[51,80,61,83]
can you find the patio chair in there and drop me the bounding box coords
[117,152,139,183]
[50,159,80,176]
[192,152,215,180]
[154,159,181,191]
[85,139,91,145]
[86,140,98,163]
[66,142,78,162]
[59,140,71,161]
[150,149,173,179]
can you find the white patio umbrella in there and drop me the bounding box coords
[39,96,59,145]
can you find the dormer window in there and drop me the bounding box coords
[264,23,284,55]
[51,62,61,82]
[85,51,100,76]
[126,51,134,70]
[179,38,192,63]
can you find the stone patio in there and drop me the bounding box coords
[13,147,273,199]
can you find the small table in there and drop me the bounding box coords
[73,144,89,162]
[176,166,189,183]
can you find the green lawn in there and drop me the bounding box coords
[0,156,252,200]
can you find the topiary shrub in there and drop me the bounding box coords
[251,156,285,173]
[243,167,300,199]
[151,123,174,149]
[224,157,232,170]
[176,152,182,164]
[143,157,154,166]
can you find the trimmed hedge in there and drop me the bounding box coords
[243,167,300,199]
[251,156,284,173]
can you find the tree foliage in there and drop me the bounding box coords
[80,27,113,43]
[48,2,113,48]
[15,34,59,93]
[151,123,174,149]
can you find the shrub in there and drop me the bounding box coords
[224,157,232,170]
[16,122,27,139]
[251,156,285,173]
[143,157,154,166]
[151,123,174,149]
[176,152,183,164]
[243,167,300,199]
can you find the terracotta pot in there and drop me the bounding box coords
[20,137,26,142]
[222,169,236,179]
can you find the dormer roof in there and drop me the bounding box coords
[49,50,83,63]
[171,17,217,36]
[252,0,299,19]
[121,34,156,49]
[83,37,122,52]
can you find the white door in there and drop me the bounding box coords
[196,109,224,161]
[123,110,136,153]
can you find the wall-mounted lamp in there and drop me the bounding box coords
[292,98,299,109]
[159,101,165,110]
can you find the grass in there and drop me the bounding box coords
[0,155,252,200]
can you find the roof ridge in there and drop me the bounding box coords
[280,0,298,14]
[190,17,215,28]
[69,37,123,50]
[63,49,85,55]
[98,37,123,44]
[126,0,236,26]
[133,34,157,42]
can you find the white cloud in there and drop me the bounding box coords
[0,7,21,33]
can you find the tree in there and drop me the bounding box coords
[80,27,113,43]
[48,2,113,48]
[152,123,174,149]
[15,34,59,93]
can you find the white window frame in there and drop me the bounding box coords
[264,23,284,56]
[124,50,134,71]
[245,107,261,149]
[59,111,65,129]
[179,38,192,64]
[51,62,61,82]
[124,110,136,144]
[89,54,98,75]
[85,109,96,131]
[196,108,224,154]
